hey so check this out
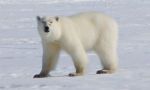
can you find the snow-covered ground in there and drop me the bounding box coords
[0,0,150,90]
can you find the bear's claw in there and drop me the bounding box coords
[33,74,48,78]
[68,73,76,77]
[68,72,84,77]
[96,70,108,74]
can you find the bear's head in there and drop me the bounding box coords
[36,16,61,42]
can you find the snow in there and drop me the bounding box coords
[0,0,150,90]
[0,0,102,4]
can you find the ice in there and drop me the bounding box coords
[0,0,150,90]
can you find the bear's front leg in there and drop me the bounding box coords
[33,54,55,78]
[34,43,60,78]
[66,45,88,77]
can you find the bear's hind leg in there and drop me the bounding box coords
[94,28,118,74]
[95,45,118,74]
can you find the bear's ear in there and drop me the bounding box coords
[55,16,59,21]
[37,16,41,21]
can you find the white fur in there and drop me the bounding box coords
[35,12,118,77]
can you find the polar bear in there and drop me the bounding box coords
[34,12,118,78]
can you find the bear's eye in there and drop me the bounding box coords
[44,26,49,33]
[47,21,52,26]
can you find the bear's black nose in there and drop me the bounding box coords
[44,26,49,33]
